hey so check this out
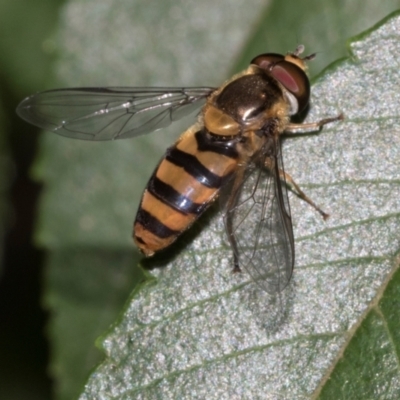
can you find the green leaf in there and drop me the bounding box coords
[33,1,400,399]
[316,260,400,399]
[43,249,144,400]
[234,0,400,78]
[75,9,400,400]
[0,0,63,94]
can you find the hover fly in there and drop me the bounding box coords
[17,45,342,293]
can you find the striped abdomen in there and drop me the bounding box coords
[133,126,239,256]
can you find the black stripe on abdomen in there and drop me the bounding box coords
[166,139,237,189]
[135,208,180,239]
[148,176,206,215]
[195,130,239,159]
[166,147,224,188]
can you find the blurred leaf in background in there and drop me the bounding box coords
[1,0,400,399]
[0,1,64,399]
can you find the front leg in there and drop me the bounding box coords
[285,114,344,134]
[278,169,329,220]
[274,113,343,217]
[264,157,329,220]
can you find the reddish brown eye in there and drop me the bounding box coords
[251,53,310,114]
[250,53,284,69]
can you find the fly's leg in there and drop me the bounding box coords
[225,208,241,273]
[224,167,247,273]
[264,159,329,220]
[285,114,344,134]
[275,113,344,217]
[226,114,343,273]
[279,169,329,220]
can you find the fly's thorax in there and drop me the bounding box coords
[203,105,241,136]
[203,65,290,139]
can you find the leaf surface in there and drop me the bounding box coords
[76,10,400,400]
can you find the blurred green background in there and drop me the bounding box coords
[1,1,400,399]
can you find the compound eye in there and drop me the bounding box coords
[250,53,284,69]
[251,53,310,114]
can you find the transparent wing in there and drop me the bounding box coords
[222,139,294,293]
[16,86,216,140]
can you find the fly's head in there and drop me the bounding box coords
[251,45,314,116]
